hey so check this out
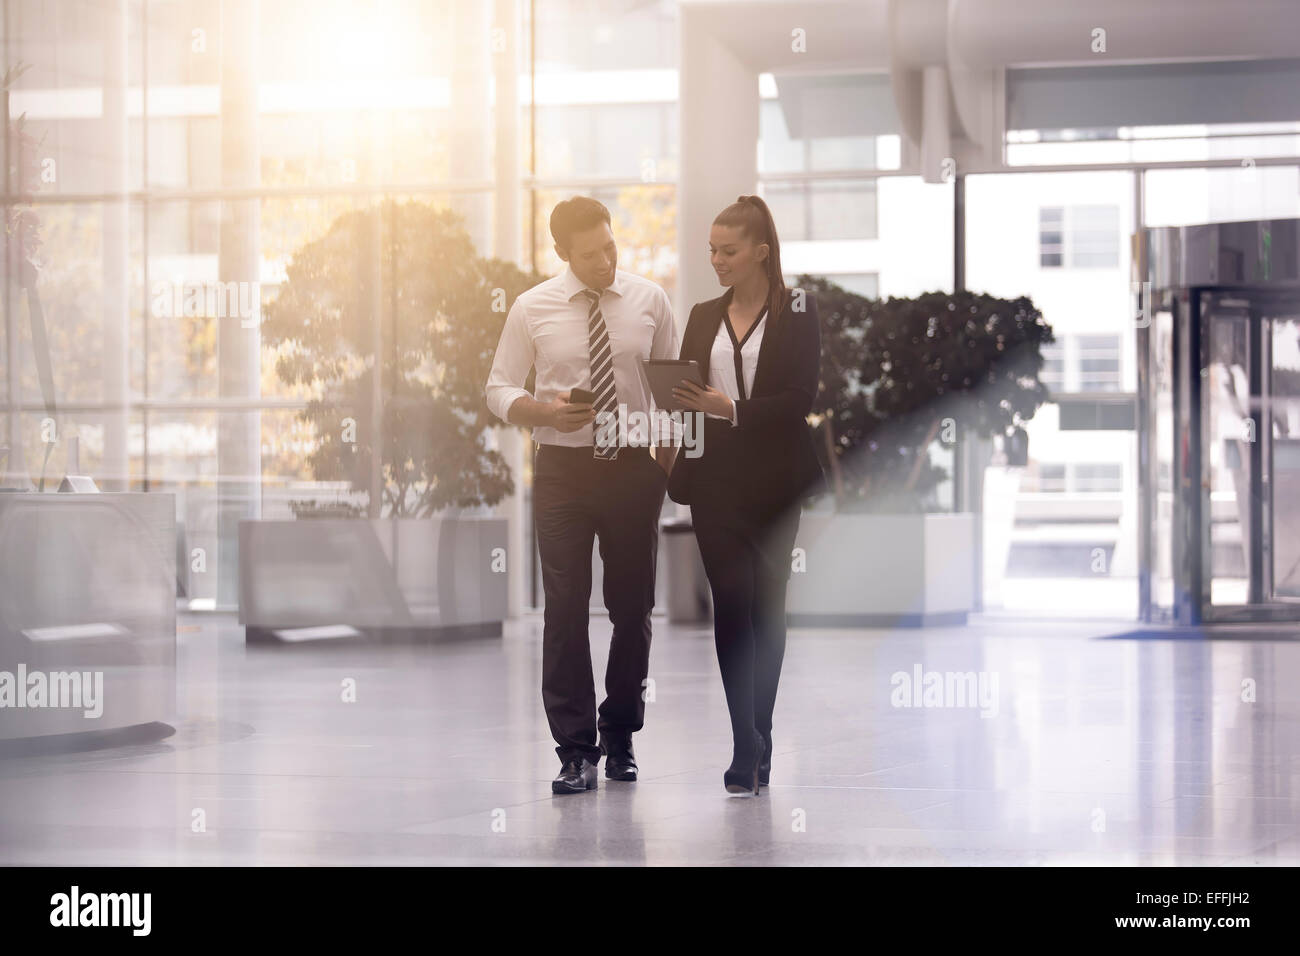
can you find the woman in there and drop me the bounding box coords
[667,194,824,795]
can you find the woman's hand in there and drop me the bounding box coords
[672,379,734,421]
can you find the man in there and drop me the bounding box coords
[485,196,678,794]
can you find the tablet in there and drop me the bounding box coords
[640,359,704,411]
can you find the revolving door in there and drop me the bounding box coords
[1137,218,1300,625]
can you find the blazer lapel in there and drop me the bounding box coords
[749,287,786,397]
[693,286,730,383]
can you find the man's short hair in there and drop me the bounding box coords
[550,196,612,251]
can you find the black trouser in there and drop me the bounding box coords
[533,443,666,765]
[689,427,802,762]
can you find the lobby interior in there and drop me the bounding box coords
[2,0,1300,866]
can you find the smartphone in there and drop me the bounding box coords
[568,387,596,405]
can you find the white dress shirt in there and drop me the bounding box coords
[485,266,679,446]
[707,306,768,425]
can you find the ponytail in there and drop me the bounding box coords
[713,194,787,320]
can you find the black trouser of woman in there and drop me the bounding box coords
[690,450,801,762]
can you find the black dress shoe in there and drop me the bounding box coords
[600,737,637,781]
[758,733,772,787]
[605,751,637,781]
[552,758,598,794]
[723,730,764,796]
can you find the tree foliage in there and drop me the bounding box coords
[261,200,544,516]
[804,276,1055,512]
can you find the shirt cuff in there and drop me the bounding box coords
[728,399,739,426]
[487,386,531,424]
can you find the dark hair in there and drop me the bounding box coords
[550,196,612,252]
[713,194,786,320]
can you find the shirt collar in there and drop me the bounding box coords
[563,265,624,302]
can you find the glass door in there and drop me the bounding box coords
[1199,289,1300,622]
[1267,309,1300,602]
[1138,303,1178,622]
[1202,294,1254,612]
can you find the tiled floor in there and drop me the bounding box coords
[1,611,1298,865]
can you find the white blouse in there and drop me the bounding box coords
[707,306,768,424]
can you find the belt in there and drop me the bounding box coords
[535,443,652,460]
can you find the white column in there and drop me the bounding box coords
[493,0,520,263]
[919,64,951,184]
[450,0,492,252]
[489,0,528,617]
[677,7,759,323]
[101,0,129,490]
[216,0,261,609]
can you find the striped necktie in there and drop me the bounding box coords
[581,288,619,460]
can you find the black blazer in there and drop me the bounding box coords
[666,285,825,511]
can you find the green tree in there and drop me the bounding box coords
[807,277,1054,511]
[261,200,544,516]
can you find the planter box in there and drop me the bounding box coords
[0,493,176,740]
[238,516,508,643]
[788,512,976,627]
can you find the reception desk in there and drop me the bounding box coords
[0,493,176,739]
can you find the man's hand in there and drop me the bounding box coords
[548,392,596,433]
[504,392,596,431]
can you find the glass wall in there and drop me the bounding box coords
[1005,59,1300,168]
[1,0,510,608]
[1144,165,1300,227]
[966,171,1138,617]
[529,0,678,294]
[7,1,1295,622]
[758,70,910,296]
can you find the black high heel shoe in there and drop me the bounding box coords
[758,732,772,787]
[723,730,764,796]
